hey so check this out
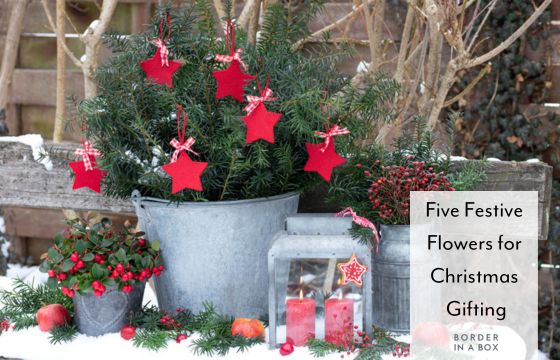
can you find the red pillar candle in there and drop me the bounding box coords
[286,298,316,346]
[325,297,354,347]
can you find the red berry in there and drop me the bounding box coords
[138,239,146,247]
[47,270,56,278]
[122,285,132,293]
[70,252,79,263]
[57,272,67,281]
[176,333,188,343]
[76,260,85,269]
[120,325,136,340]
[116,263,125,273]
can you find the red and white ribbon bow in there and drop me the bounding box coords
[315,124,350,152]
[336,207,380,253]
[215,48,247,70]
[74,141,101,171]
[170,137,199,163]
[151,38,169,67]
[244,87,277,114]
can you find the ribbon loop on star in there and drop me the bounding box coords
[215,19,248,70]
[215,48,247,70]
[170,137,199,163]
[170,105,199,163]
[74,140,101,171]
[336,207,380,253]
[150,13,171,67]
[315,124,350,152]
[244,87,277,114]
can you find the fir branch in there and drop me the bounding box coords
[307,338,345,357]
[49,324,78,345]
[132,328,173,351]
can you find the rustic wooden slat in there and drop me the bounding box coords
[451,160,553,241]
[11,69,84,106]
[0,141,134,213]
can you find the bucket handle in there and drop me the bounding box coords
[131,190,152,225]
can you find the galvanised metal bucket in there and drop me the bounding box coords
[132,190,299,318]
[373,224,410,333]
[73,282,145,336]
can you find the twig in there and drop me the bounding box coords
[292,0,375,50]
[443,62,491,107]
[238,0,257,29]
[466,0,551,68]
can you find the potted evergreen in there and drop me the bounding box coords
[40,213,163,336]
[328,129,485,333]
[77,3,398,318]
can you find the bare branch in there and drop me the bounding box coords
[394,0,417,83]
[40,0,82,68]
[368,0,386,71]
[466,0,551,68]
[443,62,492,107]
[53,0,66,143]
[238,0,257,29]
[293,0,375,50]
[213,0,226,21]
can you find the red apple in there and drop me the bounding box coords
[36,304,70,332]
[120,324,136,340]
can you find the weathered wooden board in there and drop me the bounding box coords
[11,69,84,106]
[450,160,553,241]
[0,141,135,213]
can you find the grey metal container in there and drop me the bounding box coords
[372,224,410,333]
[132,190,299,318]
[73,282,145,336]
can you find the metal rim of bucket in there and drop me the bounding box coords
[132,190,300,208]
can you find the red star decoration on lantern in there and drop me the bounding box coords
[212,60,254,102]
[337,254,368,287]
[242,103,282,144]
[69,157,106,193]
[303,141,347,182]
[140,48,182,88]
[162,153,208,193]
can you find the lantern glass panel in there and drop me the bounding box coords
[275,257,365,347]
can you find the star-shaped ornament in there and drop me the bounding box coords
[162,153,208,193]
[242,103,282,144]
[69,156,106,193]
[140,48,182,88]
[213,60,254,102]
[303,141,347,182]
[337,254,368,287]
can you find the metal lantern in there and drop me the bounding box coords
[268,214,373,348]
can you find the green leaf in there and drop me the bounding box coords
[151,240,160,252]
[75,240,88,254]
[82,253,95,262]
[115,248,126,261]
[100,238,114,248]
[46,277,58,289]
[62,259,75,272]
[91,263,106,278]
[39,260,50,273]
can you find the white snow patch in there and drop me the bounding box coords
[526,158,541,163]
[0,134,53,170]
[356,61,369,73]
[450,156,467,161]
[486,157,501,162]
[6,264,38,280]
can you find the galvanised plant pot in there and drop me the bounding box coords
[73,282,145,336]
[373,224,410,333]
[132,190,299,318]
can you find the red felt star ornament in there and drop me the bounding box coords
[213,60,254,102]
[162,153,208,193]
[303,141,347,182]
[69,156,106,193]
[140,48,182,88]
[337,254,368,287]
[242,103,282,144]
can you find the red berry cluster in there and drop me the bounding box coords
[367,161,455,224]
[41,218,164,299]
[160,314,181,329]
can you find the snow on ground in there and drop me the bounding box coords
[0,134,53,170]
[0,265,549,359]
